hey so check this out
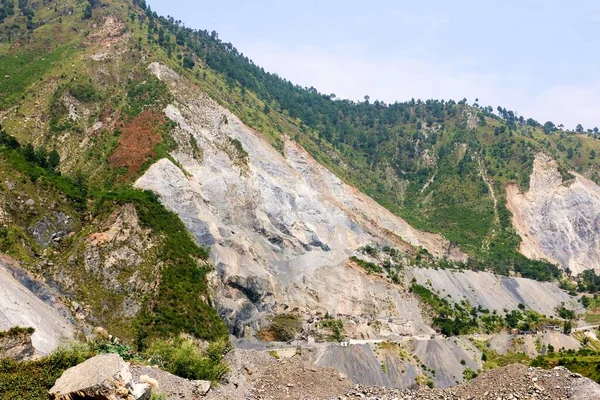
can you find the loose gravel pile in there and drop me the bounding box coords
[344,364,600,400]
[128,349,600,400]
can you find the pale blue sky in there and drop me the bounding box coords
[148,0,600,128]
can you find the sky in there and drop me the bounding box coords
[148,0,600,129]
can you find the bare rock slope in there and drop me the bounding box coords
[507,153,600,274]
[135,63,465,336]
[0,256,74,355]
[412,268,582,316]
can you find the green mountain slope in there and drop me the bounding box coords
[0,0,599,345]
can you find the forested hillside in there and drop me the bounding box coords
[126,0,600,281]
[1,0,600,350]
[3,0,600,285]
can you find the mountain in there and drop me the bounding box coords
[1,0,600,394]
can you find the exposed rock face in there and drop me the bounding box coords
[506,153,600,274]
[49,354,134,400]
[27,211,74,247]
[59,204,160,326]
[0,330,34,360]
[136,63,466,336]
[412,268,582,316]
[0,256,74,355]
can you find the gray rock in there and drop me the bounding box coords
[28,211,74,247]
[49,354,133,400]
[507,153,600,275]
[131,383,151,400]
[0,330,34,360]
[193,380,211,395]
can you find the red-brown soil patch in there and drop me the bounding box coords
[109,110,164,178]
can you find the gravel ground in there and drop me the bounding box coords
[130,350,600,400]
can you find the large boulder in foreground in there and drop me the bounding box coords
[49,353,135,400]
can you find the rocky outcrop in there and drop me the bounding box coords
[136,63,465,337]
[0,255,74,355]
[27,211,74,247]
[0,328,34,360]
[506,153,600,274]
[57,204,160,328]
[48,353,153,400]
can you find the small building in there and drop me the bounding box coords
[340,341,349,347]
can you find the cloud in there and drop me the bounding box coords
[236,41,599,129]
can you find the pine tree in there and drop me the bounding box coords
[48,149,60,171]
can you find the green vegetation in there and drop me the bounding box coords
[411,282,558,335]
[0,128,228,346]
[0,337,231,399]
[349,256,383,274]
[144,338,230,383]
[0,327,34,338]
[264,313,302,342]
[0,47,78,108]
[0,343,94,400]
[531,348,600,383]
[268,350,280,359]
[319,315,344,342]
[462,367,478,380]
[124,74,173,119]
[126,0,600,284]
[472,340,529,370]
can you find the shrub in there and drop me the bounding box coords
[0,343,94,400]
[144,339,230,383]
[268,313,302,342]
[0,326,35,338]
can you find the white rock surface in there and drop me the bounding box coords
[136,63,466,336]
[49,354,133,399]
[507,153,600,274]
[412,268,582,317]
[0,256,74,355]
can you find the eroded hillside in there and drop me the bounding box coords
[135,62,465,337]
[507,153,600,274]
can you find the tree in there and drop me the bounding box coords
[48,149,60,171]
[563,320,572,334]
[567,147,574,159]
[543,121,556,135]
[182,55,195,69]
[35,146,47,168]
[23,143,35,162]
[176,30,186,46]
[591,150,596,160]
[576,124,584,133]
[83,4,92,19]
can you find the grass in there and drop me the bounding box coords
[531,349,600,383]
[144,338,230,383]
[472,339,530,370]
[0,343,94,400]
[0,133,228,346]
[0,46,78,108]
[0,327,35,338]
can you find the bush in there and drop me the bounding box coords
[0,343,94,400]
[144,339,230,383]
[268,313,302,342]
[0,326,35,338]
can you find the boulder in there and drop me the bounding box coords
[193,380,211,396]
[131,383,151,400]
[49,353,134,400]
